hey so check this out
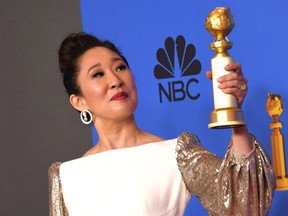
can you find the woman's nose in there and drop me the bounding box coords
[109,73,123,89]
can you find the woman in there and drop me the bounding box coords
[49,32,275,216]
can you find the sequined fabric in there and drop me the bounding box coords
[48,162,68,216]
[176,132,276,216]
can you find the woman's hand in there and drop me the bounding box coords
[206,62,248,108]
[207,62,252,154]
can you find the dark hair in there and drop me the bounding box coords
[58,32,129,96]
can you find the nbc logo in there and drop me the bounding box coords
[154,35,201,103]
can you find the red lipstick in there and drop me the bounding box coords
[111,91,128,100]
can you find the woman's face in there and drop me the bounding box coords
[72,47,138,122]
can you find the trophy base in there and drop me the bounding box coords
[276,177,288,191]
[208,108,246,129]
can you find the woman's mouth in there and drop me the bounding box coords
[111,91,128,100]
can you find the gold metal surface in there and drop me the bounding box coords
[205,7,246,129]
[205,7,234,57]
[209,108,246,128]
[266,93,288,190]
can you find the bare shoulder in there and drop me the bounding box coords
[82,145,99,157]
[142,131,165,143]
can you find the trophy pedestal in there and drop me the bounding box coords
[276,177,288,191]
[209,108,245,128]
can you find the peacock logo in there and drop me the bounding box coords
[154,35,201,103]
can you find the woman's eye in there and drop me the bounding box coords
[92,72,104,78]
[116,64,127,72]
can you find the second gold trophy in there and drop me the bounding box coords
[205,7,246,128]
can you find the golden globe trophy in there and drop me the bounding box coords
[266,93,288,190]
[205,7,246,128]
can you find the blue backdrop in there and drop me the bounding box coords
[80,0,288,215]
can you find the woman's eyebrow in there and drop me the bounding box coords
[87,63,101,73]
[87,57,123,73]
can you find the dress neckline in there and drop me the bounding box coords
[63,138,176,164]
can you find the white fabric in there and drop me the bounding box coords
[60,138,191,216]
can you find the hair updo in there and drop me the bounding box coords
[58,32,129,96]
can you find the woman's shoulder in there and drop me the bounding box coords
[177,132,202,146]
[175,132,204,154]
[48,162,62,175]
[141,131,165,143]
[47,132,199,171]
[48,162,63,182]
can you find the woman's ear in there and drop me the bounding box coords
[69,94,87,112]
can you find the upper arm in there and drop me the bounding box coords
[48,162,69,216]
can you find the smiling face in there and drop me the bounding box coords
[70,47,138,122]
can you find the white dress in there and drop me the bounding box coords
[59,138,190,216]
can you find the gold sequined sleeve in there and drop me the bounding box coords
[176,132,276,216]
[48,162,69,216]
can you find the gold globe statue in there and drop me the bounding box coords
[266,93,288,190]
[205,7,245,128]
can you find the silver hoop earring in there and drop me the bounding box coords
[80,110,93,125]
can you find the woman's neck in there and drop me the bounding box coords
[82,115,164,157]
[93,115,147,151]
